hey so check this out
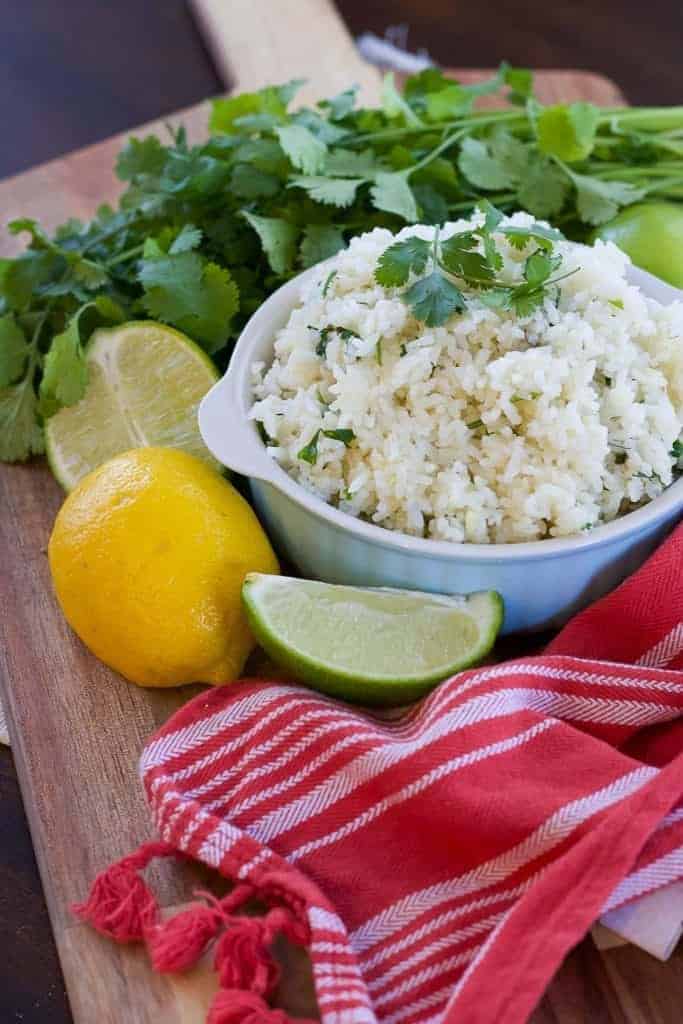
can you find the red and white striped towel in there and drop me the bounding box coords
[76,524,683,1024]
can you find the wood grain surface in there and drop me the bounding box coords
[0,1,681,1019]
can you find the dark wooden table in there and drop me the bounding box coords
[1,2,682,1021]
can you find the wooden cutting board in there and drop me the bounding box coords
[0,3,628,1021]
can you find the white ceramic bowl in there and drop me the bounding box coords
[199,263,683,633]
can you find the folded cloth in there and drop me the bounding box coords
[75,524,683,1024]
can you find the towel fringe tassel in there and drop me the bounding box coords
[72,843,316,1023]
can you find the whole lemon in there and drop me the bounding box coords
[48,447,279,687]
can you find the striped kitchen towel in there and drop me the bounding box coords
[75,524,683,1024]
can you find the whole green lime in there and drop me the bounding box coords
[591,201,683,288]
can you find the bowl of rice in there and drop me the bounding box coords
[199,212,683,632]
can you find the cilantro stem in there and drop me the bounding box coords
[448,194,516,212]
[348,109,525,146]
[105,243,145,268]
[23,303,54,382]
[81,219,132,256]
[598,107,683,131]
[641,176,683,196]
[409,129,467,175]
[587,163,683,178]
[348,104,683,155]
[431,224,441,265]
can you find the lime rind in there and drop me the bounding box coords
[242,574,504,706]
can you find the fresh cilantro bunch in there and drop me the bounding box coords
[375,203,570,325]
[2,67,683,465]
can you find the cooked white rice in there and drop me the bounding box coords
[250,211,683,544]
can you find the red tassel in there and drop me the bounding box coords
[148,903,223,973]
[72,841,174,942]
[214,918,280,996]
[263,907,309,948]
[207,989,316,1024]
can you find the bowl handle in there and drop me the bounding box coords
[198,371,278,484]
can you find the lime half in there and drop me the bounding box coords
[242,574,503,706]
[45,321,220,490]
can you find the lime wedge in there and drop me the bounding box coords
[45,321,220,490]
[242,574,503,706]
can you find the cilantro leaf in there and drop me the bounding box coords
[412,157,459,196]
[38,299,126,416]
[0,314,29,387]
[299,225,346,268]
[324,148,381,177]
[440,232,493,281]
[403,68,453,102]
[489,128,530,180]
[276,79,306,105]
[503,223,563,250]
[138,251,239,352]
[292,109,348,146]
[230,164,282,199]
[93,295,127,322]
[40,310,89,411]
[209,87,287,133]
[381,72,424,127]
[155,149,230,198]
[375,236,431,287]
[403,272,466,326]
[313,324,360,357]
[298,429,320,464]
[72,258,109,289]
[8,218,56,248]
[517,156,569,218]
[478,288,512,310]
[460,64,511,98]
[233,138,289,176]
[319,86,358,121]
[0,381,44,462]
[241,212,298,274]
[523,250,560,288]
[321,270,337,297]
[196,263,240,349]
[475,202,505,269]
[289,175,364,207]
[480,231,503,272]
[504,65,534,103]
[115,136,167,181]
[169,224,202,254]
[425,84,472,122]
[233,113,282,134]
[536,103,600,162]
[374,204,565,328]
[54,217,85,241]
[509,289,547,317]
[413,184,449,225]
[275,124,328,174]
[458,137,517,191]
[323,428,355,445]
[370,173,419,221]
[1,251,61,311]
[565,170,647,225]
[478,200,505,233]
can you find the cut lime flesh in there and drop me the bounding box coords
[242,574,504,706]
[45,321,220,490]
